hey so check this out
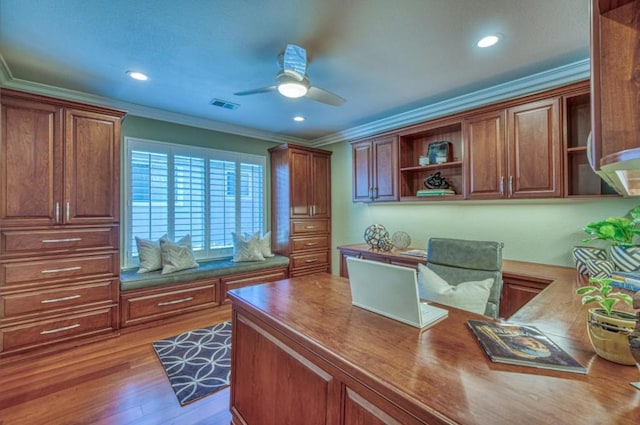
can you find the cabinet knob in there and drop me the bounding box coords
[55,202,60,223]
[509,176,513,196]
[500,177,504,195]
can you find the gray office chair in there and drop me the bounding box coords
[426,237,503,318]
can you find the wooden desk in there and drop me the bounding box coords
[337,243,555,318]
[228,268,640,425]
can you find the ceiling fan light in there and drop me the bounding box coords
[278,82,308,98]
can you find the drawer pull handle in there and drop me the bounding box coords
[158,297,193,306]
[305,226,318,229]
[305,259,319,263]
[40,323,80,335]
[41,294,81,304]
[42,238,83,243]
[304,242,318,246]
[41,266,81,274]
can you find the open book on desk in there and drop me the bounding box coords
[467,320,587,374]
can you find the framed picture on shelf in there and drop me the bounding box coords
[427,141,452,164]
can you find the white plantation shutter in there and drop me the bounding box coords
[124,138,266,268]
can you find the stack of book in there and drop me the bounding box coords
[609,270,640,291]
[416,189,455,197]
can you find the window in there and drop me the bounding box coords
[124,137,266,268]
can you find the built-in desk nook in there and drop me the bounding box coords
[227,263,639,425]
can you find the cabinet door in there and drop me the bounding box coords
[290,149,312,217]
[311,153,331,217]
[352,142,373,202]
[500,275,549,318]
[464,110,506,199]
[507,98,562,198]
[64,109,121,224]
[372,137,398,201]
[0,96,63,226]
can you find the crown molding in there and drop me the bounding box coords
[0,66,307,146]
[309,59,591,147]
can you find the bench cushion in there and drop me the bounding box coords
[120,255,290,291]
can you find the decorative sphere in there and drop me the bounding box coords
[363,224,389,249]
[378,237,394,252]
[391,231,411,249]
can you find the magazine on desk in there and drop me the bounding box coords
[467,320,587,374]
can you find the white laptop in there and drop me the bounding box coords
[346,257,448,329]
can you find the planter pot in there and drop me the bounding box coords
[587,308,636,365]
[586,258,615,279]
[572,246,607,275]
[610,246,640,272]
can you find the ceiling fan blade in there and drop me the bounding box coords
[307,86,346,106]
[234,86,277,96]
[282,44,307,81]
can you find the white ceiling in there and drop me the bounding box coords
[0,0,590,144]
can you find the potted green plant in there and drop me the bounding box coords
[582,205,640,272]
[576,276,636,365]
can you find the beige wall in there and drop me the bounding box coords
[326,141,639,273]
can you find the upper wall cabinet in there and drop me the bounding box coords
[350,80,613,203]
[590,0,640,195]
[352,136,398,202]
[465,99,562,199]
[398,120,463,200]
[0,90,124,227]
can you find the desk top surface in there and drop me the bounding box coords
[228,261,640,425]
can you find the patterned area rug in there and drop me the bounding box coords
[153,321,232,405]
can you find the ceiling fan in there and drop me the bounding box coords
[234,44,346,106]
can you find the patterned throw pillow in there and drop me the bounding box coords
[417,264,494,315]
[135,236,163,273]
[159,234,199,274]
[232,232,265,262]
[244,231,274,258]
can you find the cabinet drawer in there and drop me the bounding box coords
[1,278,117,319]
[221,268,288,304]
[291,235,329,252]
[121,280,218,327]
[1,227,118,257]
[291,220,329,235]
[291,251,329,270]
[0,253,117,287]
[0,306,117,353]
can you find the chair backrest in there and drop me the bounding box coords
[426,237,503,318]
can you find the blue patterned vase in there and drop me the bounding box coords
[586,259,615,279]
[610,246,640,272]
[572,246,607,275]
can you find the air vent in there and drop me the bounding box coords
[209,98,240,110]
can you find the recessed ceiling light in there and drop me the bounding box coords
[126,70,149,81]
[293,116,305,122]
[477,34,501,48]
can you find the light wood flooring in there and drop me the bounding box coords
[0,307,233,425]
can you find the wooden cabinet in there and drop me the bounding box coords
[270,144,332,276]
[352,81,603,203]
[465,98,562,199]
[563,87,617,196]
[352,136,398,202]
[0,89,125,359]
[464,110,507,199]
[398,120,463,200]
[499,274,552,318]
[589,0,640,195]
[1,96,121,227]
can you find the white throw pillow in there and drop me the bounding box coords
[244,231,274,258]
[232,232,265,262]
[417,263,494,315]
[159,234,199,274]
[135,235,163,273]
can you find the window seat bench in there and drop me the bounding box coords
[119,255,290,328]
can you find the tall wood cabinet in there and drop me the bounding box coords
[270,144,332,277]
[0,89,125,359]
[352,135,398,202]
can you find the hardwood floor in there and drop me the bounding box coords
[0,307,233,425]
